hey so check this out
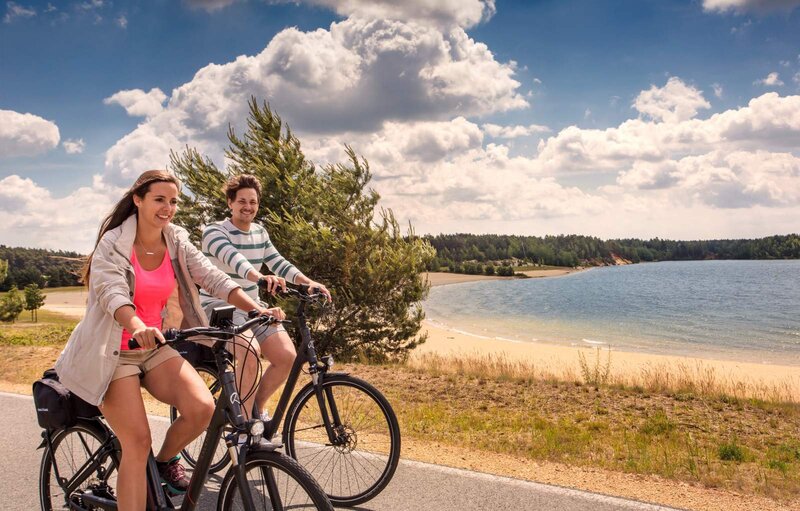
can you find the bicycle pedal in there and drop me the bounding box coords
[162,482,186,497]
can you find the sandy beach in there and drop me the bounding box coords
[43,288,88,319]
[423,269,581,287]
[417,272,800,400]
[415,321,800,398]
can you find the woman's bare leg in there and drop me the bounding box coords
[142,357,214,461]
[99,376,151,511]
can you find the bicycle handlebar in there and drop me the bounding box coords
[126,314,287,350]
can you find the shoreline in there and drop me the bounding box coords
[414,321,800,399]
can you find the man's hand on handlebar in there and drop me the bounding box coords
[257,275,287,295]
[130,326,165,350]
[305,280,332,302]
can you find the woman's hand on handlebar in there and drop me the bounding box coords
[258,305,286,321]
[130,326,165,350]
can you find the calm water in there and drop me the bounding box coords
[424,260,800,365]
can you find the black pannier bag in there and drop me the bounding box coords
[32,368,100,430]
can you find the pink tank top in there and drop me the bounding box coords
[120,249,176,350]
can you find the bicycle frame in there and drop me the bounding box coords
[261,294,344,447]
[181,343,261,511]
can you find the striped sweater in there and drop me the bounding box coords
[199,219,301,304]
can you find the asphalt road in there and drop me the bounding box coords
[3,392,682,510]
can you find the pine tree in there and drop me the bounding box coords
[0,286,25,323]
[24,283,46,322]
[171,98,434,360]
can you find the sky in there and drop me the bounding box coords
[1,0,799,252]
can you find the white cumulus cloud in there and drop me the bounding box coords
[101,16,527,186]
[618,151,800,208]
[755,72,784,86]
[536,82,800,174]
[0,109,60,157]
[633,77,711,123]
[0,175,116,251]
[301,0,496,29]
[702,0,800,13]
[104,88,167,118]
[63,138,86,154]
[482,123,550,138]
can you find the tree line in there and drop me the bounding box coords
[425,233,800,271]
[0,245,82,292]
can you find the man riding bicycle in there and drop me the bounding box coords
[199,174,331,424]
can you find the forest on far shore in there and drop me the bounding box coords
[423,233,800,271]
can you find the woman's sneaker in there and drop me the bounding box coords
[157,455,190,495]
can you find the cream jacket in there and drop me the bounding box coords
[55,215,240,406]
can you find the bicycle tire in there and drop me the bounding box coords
[39,420,118,511]
[217,450,334,511]
[283,374,401,506]
[169,365,230,473]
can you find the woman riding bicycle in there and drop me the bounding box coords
[199,174,331,424]
[54,170,284,511]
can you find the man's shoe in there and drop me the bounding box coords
[157,455,190,495]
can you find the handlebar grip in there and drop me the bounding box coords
[128,329,176,350]
[248,309,260,319]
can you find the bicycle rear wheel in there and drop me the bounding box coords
[218,450,334,511]
[170,365,230,473]
[39,420,118,511]
[284,374,401,506]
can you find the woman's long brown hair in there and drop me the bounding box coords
[81,170,181,285]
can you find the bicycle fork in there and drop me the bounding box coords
[312,373,347,446]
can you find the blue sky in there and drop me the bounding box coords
[1,0,799,251]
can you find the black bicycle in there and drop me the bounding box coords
[37,308,334,511]
[171,284,401,507]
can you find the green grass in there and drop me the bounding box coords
[0,323,75,346]
[0,285,83,297]
[395,351,800,501]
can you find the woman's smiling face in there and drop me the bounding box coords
[134,181,179,229]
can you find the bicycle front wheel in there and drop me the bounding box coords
[284,374,401,506]
[39,420,118,511]
[170,365,230,473]
[217,450,333,511]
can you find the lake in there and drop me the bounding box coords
[424,260,800,365]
